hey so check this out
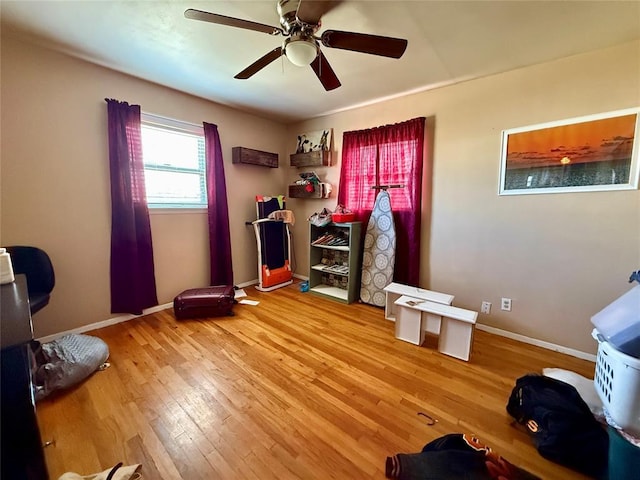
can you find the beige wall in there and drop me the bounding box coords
[2,35,639,354]
[287,40,640,355]
[1,36,288,337]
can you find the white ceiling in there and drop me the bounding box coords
[2,1,639,123]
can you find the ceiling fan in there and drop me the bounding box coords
[184,0,408,91]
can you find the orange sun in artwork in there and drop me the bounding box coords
[506,113,637,168]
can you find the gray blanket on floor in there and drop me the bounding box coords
[34,333,109,401]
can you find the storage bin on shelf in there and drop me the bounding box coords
[592,329,640,436]
[332,213,355,223]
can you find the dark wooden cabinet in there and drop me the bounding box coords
[288,183,330,198]
[232,147,278,168]
[289,184,322,198]
[1,275,49,480]
[290,150,330,167]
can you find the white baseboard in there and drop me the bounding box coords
[37,302,174,343]
[476,324,596,362]
[37,285,596,364]
[37,280,262,343]
[293,273,308,280]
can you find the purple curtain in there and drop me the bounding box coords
[338,117,426,286]
[105,99,158,314]
[203,122,234,286]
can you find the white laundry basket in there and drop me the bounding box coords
[593,329,640,435]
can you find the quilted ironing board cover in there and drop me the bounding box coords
[360,190,396,306]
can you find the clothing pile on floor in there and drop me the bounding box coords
[386,369,623,479]
[506,373,609,478]
[386,433,539,480]
[387,270,640,478]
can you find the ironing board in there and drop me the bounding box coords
[252,195,293,292]
[360,189,396,306]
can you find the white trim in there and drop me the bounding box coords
[36,286,596,364]
[140,115,207,209]
[293,273,308,280]
[141,112,203,134]
[148,208,207,215]
[476,324,596,362]
[36,302,173,343]
[35,281,263,343]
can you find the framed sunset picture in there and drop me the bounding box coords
[499,108,640,195]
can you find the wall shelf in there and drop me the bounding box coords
[232,147,278,168]
[290,150,330,167]
[289,183,333,199]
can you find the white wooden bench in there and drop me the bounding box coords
[394,295,478,361]
[383,282,454,322]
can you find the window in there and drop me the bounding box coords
[337,117,425,286]
[140,113,207,208]
[340,139,418,212]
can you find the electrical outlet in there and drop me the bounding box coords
[481,301,491,314]
[501,298,512,311]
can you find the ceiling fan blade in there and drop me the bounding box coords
[310,49,341,91]
[235,47,283,79]
[321,30,408,58]
[296,0,341,24]
[184,8,284,36]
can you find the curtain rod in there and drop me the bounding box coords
[371,184,405,190]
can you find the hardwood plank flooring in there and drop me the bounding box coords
[37,284,596,479]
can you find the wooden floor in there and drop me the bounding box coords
[37,283,595,479]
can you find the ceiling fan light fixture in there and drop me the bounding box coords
[184,3,409,90]
[284,36,318,67]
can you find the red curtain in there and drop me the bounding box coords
[105,99,158,314]
[203,122,234,286]
[338,117,425,286]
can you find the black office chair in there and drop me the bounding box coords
[6,246,55,315]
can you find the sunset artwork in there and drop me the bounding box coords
[500,109,640,194]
